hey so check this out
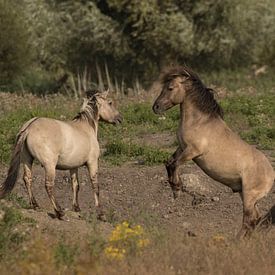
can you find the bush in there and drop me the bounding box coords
[0,0,31,88]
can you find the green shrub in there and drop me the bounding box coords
[54,242,78,267]
[0,0,31,88]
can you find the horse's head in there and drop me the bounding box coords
[86,89,122,125]
[152,74,189,114]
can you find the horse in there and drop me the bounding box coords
[152,66,274,238]
[0,89,122,219]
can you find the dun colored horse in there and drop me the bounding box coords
[0,90,122,219]
[153,66,274,238]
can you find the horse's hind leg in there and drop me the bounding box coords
[22,155,39,209]
[44,165,64,219]
[87,159,105,220]
[70,168,80,212]
[237,192,261,239]
[87,160,99,208]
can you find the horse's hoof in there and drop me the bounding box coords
[73,205,81,212]
[55,210,65,220]
[31,203,40,210]
[97,211,107,222]
[173,190,181,199]
[30,199,40,210]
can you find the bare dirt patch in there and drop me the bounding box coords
[1,158,274,240]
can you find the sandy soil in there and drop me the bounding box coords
[1,153,274,240]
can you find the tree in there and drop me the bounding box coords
[0,0,31,87]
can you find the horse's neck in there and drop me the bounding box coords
[181,100,208,127]
[73,115,99,136]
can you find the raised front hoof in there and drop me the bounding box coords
[73,205,81,212]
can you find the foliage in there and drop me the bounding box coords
[1,0,275,91]
[222,94,275,149]
[54,241,78,267]
[57,1,129,70]
[6,193,30,209]
[104,221,150,260]
[23,0,67,72]
[0,205,34,260]
[0,0,31,88]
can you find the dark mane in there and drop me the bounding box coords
[73,90,99,129]
[160,66,224,119]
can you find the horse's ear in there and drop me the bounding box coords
[86,89,99,99]
[81,98,89,111]
[101,89,109,99]
[182,69,191,78]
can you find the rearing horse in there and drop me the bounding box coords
[0,90,122,219]
[152,66,274,238]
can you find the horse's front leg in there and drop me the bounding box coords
[87,160,106,221]
[70,168,80,212]
[166,147,183,198]
[166,145,200,199]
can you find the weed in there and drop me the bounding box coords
[0,205,34,260]
[6,193,30,209]
[104,221,150,260]
[54,241,78,267]
[89,232,106,259]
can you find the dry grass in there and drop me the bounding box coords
[1,230,274,275]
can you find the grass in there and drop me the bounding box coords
[0,68,274,274]
[2,224,274,274]
[0,204,35,260]
[104,139,171,165]
[54,241,78,267]
[6,193,30,209]
[0,68,274,166]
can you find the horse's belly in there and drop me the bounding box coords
[193,157,242,191]
[57,148,95,169]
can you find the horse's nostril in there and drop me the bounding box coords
[153,104,161,114]
[153,104,160,113]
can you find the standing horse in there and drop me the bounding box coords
[152,66,274,238]
[0,90,122,219]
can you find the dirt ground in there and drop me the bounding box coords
[1,146,274,241]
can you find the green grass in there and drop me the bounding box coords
[201,68,275,92]
[0,205,35,260]
[54,241,78,267]
[221,94,275,149]
[0,70,274,166]
[104,139,171,165]
[6,193,30,209]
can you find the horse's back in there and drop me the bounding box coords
[24,117,98,169]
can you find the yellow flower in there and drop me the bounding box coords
[105,221,150,259]
[137,238,150,248]
[212,234,225,242]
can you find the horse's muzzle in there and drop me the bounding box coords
[114,114,123,124]
[152,103,163,114]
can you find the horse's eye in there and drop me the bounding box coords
[168,87,173,91]
[109,101,113,105]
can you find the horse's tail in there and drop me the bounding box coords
[0,117,39,198]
